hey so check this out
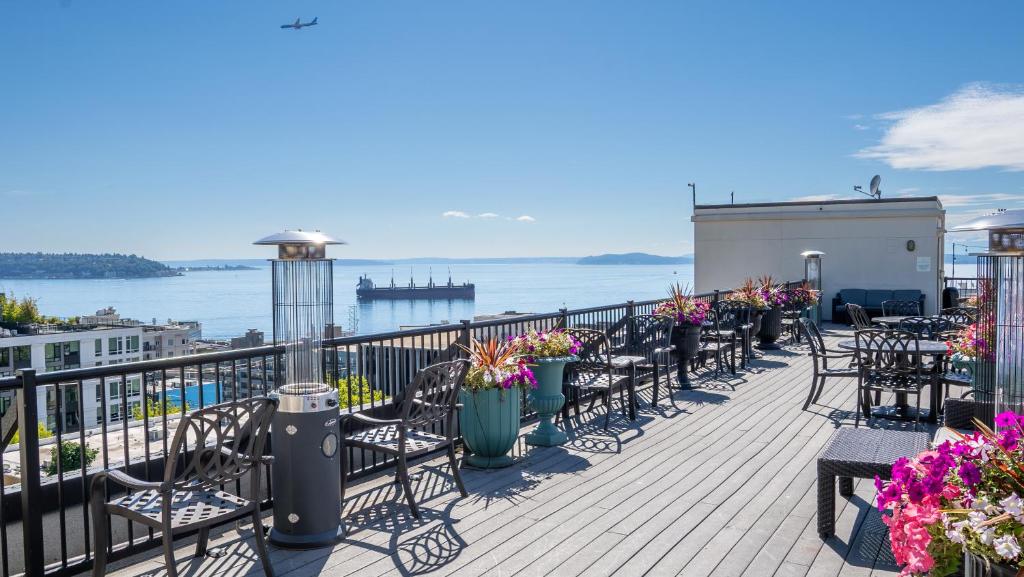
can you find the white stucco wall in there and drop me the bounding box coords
[692,197,946,320]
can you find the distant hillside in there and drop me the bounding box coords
[0,253,179,279]
[577,253,693,265]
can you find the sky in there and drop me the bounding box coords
[1,1,1022,260]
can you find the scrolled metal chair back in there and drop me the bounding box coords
[713,301,746,332]
[854,329,921,376]
[882,300,921,317]
[941,307,977,329]
[628,315,674,358]
[165,397,277,492]
[898,316,950,340]
[798,317,828,355]
[569,328,612,370]
[846,303,872,331]
[398,359,469,430]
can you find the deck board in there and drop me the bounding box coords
[103,326,914,577]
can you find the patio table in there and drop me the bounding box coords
[836,338,946,423]
[871,315,942,328]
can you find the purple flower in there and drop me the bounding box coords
[995,411,1019,429]
[959,461,981,486]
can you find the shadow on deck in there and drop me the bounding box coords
[104,325,929,577]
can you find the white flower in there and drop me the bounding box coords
[995,534,1022,560]
[1001,494,1024,518]
[979,527,997,546]
[969,510,989,528]
[946,527,966,544]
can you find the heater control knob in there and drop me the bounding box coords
[326,398,338,408]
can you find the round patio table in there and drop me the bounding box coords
[836,338,947,423]
[870,315,943,328]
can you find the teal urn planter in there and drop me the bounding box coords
[460,387,521,468]
[525,356,575,447]
[950,352,976,382]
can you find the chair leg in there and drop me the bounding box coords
[163,525,179,577]
[196,527,210,558]
[448,445,467,497]
[652,361,660,406]
[855,378,863,428]
[90,483,108,577]
[396,453,419,518]
[802,371,818,410]
[813,375,826,403]
[251,510,276,577]
[603,390,612,430]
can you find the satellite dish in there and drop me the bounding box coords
[869,175,881,198]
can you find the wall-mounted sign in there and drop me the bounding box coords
[916,257,931,272]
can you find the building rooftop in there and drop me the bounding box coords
[101,325,915,577]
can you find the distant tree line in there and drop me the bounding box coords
[0,292,60,324]
[0,252,179,279]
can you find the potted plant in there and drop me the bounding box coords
[946,323,986,382]
[725,278,769,337]
[754,276,788,349]
[875,413,1024,576]
[457,338,537,468]
[653,283,710,389]
[512,329,581,447]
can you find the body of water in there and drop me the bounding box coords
[0,263,695,339]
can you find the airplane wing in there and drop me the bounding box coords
[294,17,301,26]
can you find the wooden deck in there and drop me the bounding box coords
[105,325,921,577]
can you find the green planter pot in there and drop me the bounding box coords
[525,356,576,447]
[459,387,521,468]
[950,352,977,382]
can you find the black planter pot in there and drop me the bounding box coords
[750,309,764,337]
[756,306,783,349]
[963,552,1018,577]
[671,324,702,389]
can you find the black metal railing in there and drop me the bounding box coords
[0,287,782,577]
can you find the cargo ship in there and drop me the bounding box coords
[356,273,475,300]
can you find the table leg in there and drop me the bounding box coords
[817,464,836,539]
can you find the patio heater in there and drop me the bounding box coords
[951,210,1024,427]
[801,250,825,325]
[254,230,346,549]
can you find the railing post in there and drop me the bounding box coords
[713,289,720,309]
[458,320,472,357]
[17,369,45,577]
[625,300,635,346]
[558,308,569,330]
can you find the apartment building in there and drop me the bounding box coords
[0,309,201,433]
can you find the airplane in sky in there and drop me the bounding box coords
[280,17,318,30]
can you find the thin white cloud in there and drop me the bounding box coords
[477,212,499,218]
[937,193,1024,208]
[2,189,42,198]
[789,194,848,202]
[515,215,536,222]
[856,83,1024,171]
[853,124,869,131]
[442,210,470,218]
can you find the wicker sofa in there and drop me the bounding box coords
[831,288,925,325]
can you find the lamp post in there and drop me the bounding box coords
[951,209,1024,427]
[801,250,825,325]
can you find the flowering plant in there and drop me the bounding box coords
[653,283,710,326]
[757,276,790,307]
[510,329,581,361]
[725,278,768,309]
[876,413,1024,576]
[459,338,537,391]
[786,281,821,307]
[945,323,988,360]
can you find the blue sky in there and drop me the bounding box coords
[1,1,1021,259]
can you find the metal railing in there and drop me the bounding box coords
[0,287,782,577]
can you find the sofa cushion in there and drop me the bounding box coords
[865,290,893,309]
[838,289,867,306]
[893,290,923,302]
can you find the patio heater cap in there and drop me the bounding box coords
[950,209,1024,255]
[254,229,345,260]
[800,250,825,258]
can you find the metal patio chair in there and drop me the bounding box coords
[340,359,470,519]
[620,314,675,406]
[854,329,933,431]
[90,397,278,577]
[697,308,736,376]
[798,318,856,410]
[898,316,950,340]
[565,329,635,430]
[940,307,977,329]
[881,300,922,317]
[715,301,755,368]
[845,303,873,331]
